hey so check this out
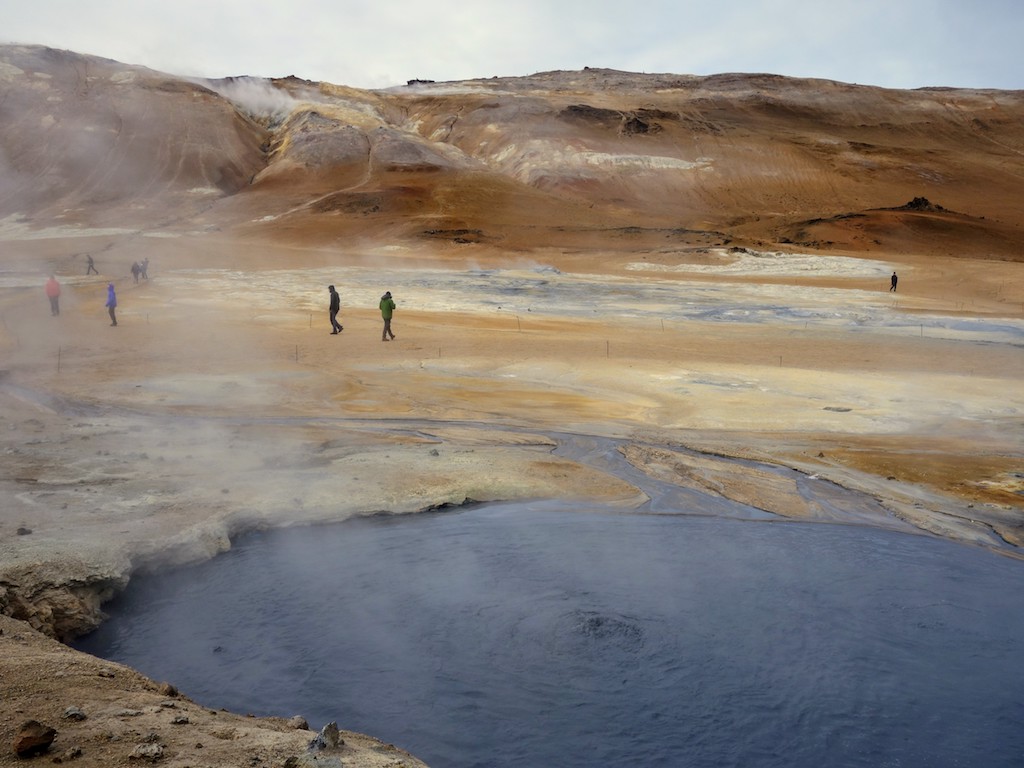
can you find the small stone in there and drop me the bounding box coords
[308,721,342,752]
[288,715,309,731]
[171,716,190,725]
[62,706,87,721]
[16,527,32,535]
[128,743,164,762]
[54,745,83,762]
[158,682,178,697]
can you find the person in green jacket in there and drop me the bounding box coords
[379,291,396,341]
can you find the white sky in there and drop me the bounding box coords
[3,0,1022,90]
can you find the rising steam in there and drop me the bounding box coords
[200,76,302,127]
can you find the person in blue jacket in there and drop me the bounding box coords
[106,283,118,326]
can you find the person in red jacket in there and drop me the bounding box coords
[45,275,61,316]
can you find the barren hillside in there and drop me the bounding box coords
[3,44,1023,259]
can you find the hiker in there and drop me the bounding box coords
[131,262,140,284]
[45,275,61,316]
[140,258,149,279]
[890,272,898,291]
[86,254,98,275]
[379,291,396,341]
[106,283,118,326]
[328,285,344,334]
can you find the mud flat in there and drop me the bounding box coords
[2,234,1022,765]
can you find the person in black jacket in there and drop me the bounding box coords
[328,285,344,334]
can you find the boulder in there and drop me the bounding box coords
[13,720,57,757]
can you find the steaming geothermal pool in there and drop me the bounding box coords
[76,502,1024,768]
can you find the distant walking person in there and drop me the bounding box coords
[106,283,118,326]
[140,258,149,279]
[86,254,98,275]
[131,262,141,284]
[45,275,61,316]
[379,291,396,341]
[328,284,344,334]
[890,271,898,292]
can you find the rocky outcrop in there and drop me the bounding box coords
[892,196,946,212]
[1,564,128,641]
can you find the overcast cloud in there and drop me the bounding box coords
[3,0,1022,90]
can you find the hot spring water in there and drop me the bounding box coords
[75,502,1024,768]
